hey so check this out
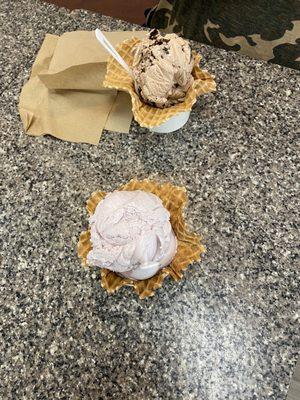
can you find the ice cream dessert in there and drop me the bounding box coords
[87,190,177,280]
[131,29,194,108]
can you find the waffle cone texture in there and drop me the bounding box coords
[103,38,216,128]
[77,179,205,299]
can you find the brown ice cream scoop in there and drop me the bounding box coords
[131,29,194,108]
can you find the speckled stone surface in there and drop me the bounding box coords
[0,1,299,399]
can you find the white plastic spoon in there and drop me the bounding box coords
[95,29,133,78]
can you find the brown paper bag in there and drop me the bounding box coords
[19,31,147,145]
[39,31,146,90]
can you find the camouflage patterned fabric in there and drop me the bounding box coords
[147,0,300,69]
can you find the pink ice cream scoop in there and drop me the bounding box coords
[87,190,177,280]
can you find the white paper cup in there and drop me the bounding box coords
[119,261,162,280]
[150,111,191,133]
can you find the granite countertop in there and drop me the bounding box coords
[0,1,299,399]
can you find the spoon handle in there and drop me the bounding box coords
[95,29,133,78]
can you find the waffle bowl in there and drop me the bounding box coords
[77,179,205,299]
[103,38,216,128]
